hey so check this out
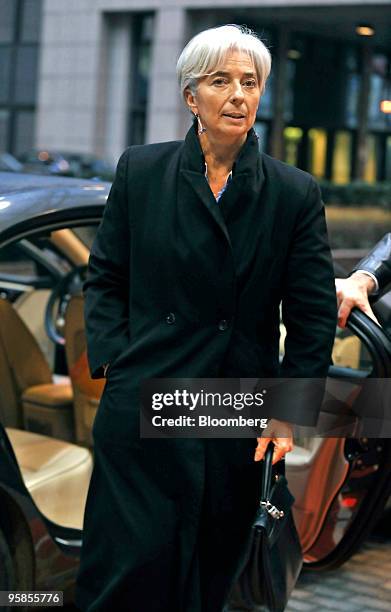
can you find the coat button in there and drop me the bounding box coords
[166,312,176,325]
[218,319,229,331]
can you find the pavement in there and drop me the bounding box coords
[286,534,391,612]
[45,528,391,612]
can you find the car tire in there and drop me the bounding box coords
[0,527,16,611]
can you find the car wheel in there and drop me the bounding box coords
[0,528,16,611]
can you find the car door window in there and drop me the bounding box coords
[332,327,373,373]
[0,241,41,280]
[279,319,373,374]
[0,223,99,530]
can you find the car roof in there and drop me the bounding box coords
[20,149,106,159]
[0,172,110,245]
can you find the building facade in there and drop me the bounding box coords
[1,0,391,183]
[0,0,42,157]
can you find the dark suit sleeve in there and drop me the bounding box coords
[278,178,337,425]
[351,233,391,293]
[83,148,131,379]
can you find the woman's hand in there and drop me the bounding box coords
[254,418,294,464]
[335,273,379,329]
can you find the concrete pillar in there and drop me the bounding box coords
[146,7,187,143]
[35,4,101,151]
[94,14,133,163]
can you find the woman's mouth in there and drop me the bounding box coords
[223,113,246,120]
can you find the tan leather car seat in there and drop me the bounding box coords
[0,297,74,440]
[332,335,361,369]
[6,427,92,529]
[64,295,105,446]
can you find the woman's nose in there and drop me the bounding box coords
[230,81,245,102]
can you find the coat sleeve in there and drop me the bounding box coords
[277,177,337,426]
[352,233,391,293]
[83,148,131,379]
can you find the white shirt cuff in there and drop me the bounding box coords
[354,269,379,294]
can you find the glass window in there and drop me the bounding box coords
[332,328,373,373]
[258,68,273,120]
[283,59,296,123]
[0,0,16,43]
[20,0,42,43]
[141,13,154,41]
[137,45,151,105]
[14,110,35,155]
[0,110,10,151]
[0,48,12,104]
[280,317,373,374]
[385,136,391,181]
[0,1,41,156]
[344,46,360,129]
[363,134,378,183]
[332,131,352,184]
[368,73,387,130]
[368,53,390,131]
[345,73,360,129]
[283,126,303,166]
[14,46,38,104]
[372,53,387,77]
[128,13,154,145]
[0,228,93,280]
[344,45,359,72]
[0,242,40,277]
[72,226,98,250]
[253,121,268,151]
[308,128,327,179]
[256,29,273,120]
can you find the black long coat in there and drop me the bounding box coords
[75,123,337,612]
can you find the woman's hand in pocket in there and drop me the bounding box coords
[254,418,294,464]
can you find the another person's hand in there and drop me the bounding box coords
[335,272,379,329]
[254,418,294,464]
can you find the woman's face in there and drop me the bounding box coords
[185,50,261,145]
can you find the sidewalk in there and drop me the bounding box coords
[47,534,391,611]
[287,535,391,612]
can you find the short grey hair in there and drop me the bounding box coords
[176,24,272,101]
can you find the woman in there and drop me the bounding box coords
[76,25,337,612]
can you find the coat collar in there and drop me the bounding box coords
[180,118,262,177]
[179,120,264,246]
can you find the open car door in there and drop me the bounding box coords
[285,308,391,571]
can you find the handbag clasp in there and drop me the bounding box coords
[260,500,285,520]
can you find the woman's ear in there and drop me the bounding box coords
[184,88,198,116]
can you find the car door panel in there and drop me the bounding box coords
[284,308,391,569]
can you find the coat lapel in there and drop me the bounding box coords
[180,169,232,246]
[179,121,264,249]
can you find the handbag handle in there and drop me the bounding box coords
[261,441,275,500]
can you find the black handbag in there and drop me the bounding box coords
[229,442,303,612]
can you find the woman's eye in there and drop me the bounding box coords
[212,78,227,86]
[243,80,257,88]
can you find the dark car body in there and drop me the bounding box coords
[0,172,391,604]
[0,173,107,602]
[15,150,115,181]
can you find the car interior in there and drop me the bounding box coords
[0,223,385,563]
[0,226,99,532]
